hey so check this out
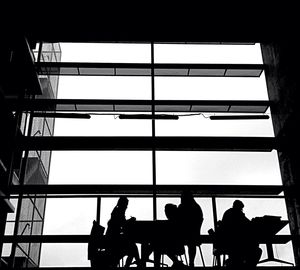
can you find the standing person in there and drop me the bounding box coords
[220,200,261,269]
[178,191,204,267]
[106,196,140,267]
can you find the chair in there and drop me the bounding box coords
[208,223,228,267]
[88,220,108,268]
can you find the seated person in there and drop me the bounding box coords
[105,196,141,267]
[141,203,185,268]
[220,200,262,269]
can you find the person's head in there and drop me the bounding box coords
[232,200,244,211]
[164,203,177,220]
[117,196,129,210]
[180,190,194,205]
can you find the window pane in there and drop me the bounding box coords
[157,197,213,235]
[154,43,263,64]
[53,115,152,136]
[155,110,274,137]
[155,75,268,100]
[43,198,96,235]
[100,198,153,228]
[40,244,89,267]
[60,43,151,63]
[216,198,294,266]
[49,151,152,184]
[57,76,151,100]
[156,151,281,185]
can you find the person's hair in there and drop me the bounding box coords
[165,203,177,219]
[181,190,194,204]
[117,196,128,207]
[233,199,244,209]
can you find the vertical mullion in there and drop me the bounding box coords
[9,96,35,268]
[151,42,157,220]
[96,196,101,224]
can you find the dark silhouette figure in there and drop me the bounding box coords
[88,220,109,269]
[106,196,140,267]
[163,203,186,267]
[140,203,185,268]
[177,191,203,267]
[220,200,262,269]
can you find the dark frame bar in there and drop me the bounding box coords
[6,99,271,113]
[18,136,276,151]
[35,62,265,77]
[7,184,283,196]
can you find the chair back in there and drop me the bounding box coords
[88,220,106,260]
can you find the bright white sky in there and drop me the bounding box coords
[37,43,294,266]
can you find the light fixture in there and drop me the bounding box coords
[209,115,269,120]
[32,112,91,119]
[119,114,179,120]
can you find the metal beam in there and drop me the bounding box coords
[2,234,291,244]
[6,98,271,113]
[18,136,276,151]
[7,184,283,196]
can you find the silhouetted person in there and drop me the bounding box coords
[221,200,262,269]
[178,191,203,267]
[140,203,185,268]
[106,196,140,267]
[163,203,186,267]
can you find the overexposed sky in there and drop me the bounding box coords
[39,43,294,266]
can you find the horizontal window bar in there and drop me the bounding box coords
[36,62,264,77]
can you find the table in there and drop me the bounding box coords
[251,215,293,266]
[126,220,179,267]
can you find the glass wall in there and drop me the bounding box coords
[3,42,294,268]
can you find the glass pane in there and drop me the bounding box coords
[154,43,263,64]
[24,154,49,185]
[100,198,153,228]
[216,198,294,266]
[157,197,213,236]
[57,76,151,100]
[1,244,12,257]
[216,198,288,226]
[40,243,89,267]
[4,221,14,235]
[60,43,151,63]
[48,151,152,184]
[7,199,18,221]
[155,75,268,100]
[155,111,274,137]
[18,199,34,225]
[156,151,281,185]
[53,115,152,136]
[43,198,96,235]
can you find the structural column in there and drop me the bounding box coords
[261,41,300,265]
